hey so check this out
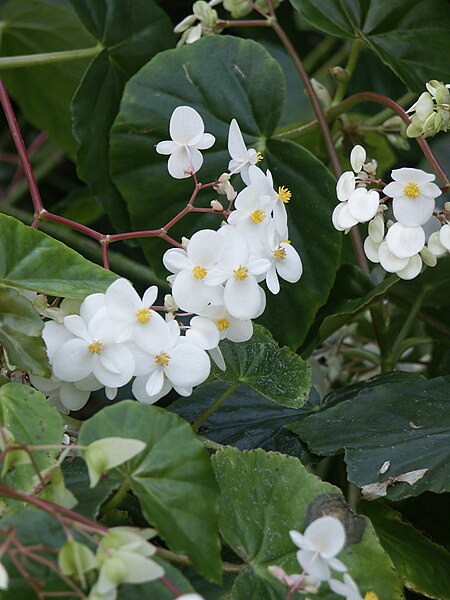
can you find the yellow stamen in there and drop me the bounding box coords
[136,308,152,324]
[273,245,286,260]
[216,318,230,331]
[282,239,291,244]
[192,265,207,279]
[251,209,266,224]
[233,265,248,281]
[403,182,420,199]
[154,351,170,367]
[88,340,103,354]
[364,593,379,600]
[256,151,264,163]
[278,186,292,204]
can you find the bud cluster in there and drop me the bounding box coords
[406,80,450,138]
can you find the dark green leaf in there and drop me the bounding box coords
[0,288,50,376]
[0,0,96,155]
[71,0,174,230]
[212,448,403,599]
[0,214,118,297]
[78,401,222,582]
[109,35,284,271]
[360,501,450,599]
[290,376,450,499]
[211,325,311,409]
[289,0,450,91]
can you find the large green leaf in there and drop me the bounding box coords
[212,448,403,599]
[262,139,342,348]
[360,501,450,599]
[211,325,311,409]
[289,376,450,499]
[0,213,117,297]
[0,287,50,376]
[71,0,174,229]
[0,0,96,155]
[289,0,450,92]
[109,35,285,271]
[78,401,222,582]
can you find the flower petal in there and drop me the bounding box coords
[393,195,435,227]
[386,223,425,258]
[169,106,204,146]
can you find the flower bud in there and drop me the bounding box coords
[311,78,332,109]
[330,65,349,81]
[420,246,437,267]
[58,540,96,582]
[104,555,128,585]
[84,437,146,487]
[210,199,224,211]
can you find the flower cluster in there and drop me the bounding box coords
[32,106,302,413]
[406,80,450,138]
[173,1,222,47]
[332,145,448,280]
[269,516,378,599]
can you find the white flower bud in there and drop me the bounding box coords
[350,144,366,173]
[210,199,224,211]
[311,78,332,109]
[420,246,437,267]
[164,294,178,312]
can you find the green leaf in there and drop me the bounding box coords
[262,139,342,348]
[0,287,50,376]
[290,376,450,499]
[0,383,63,513]
[78,401,222,582]
[300,266,398,356]
[109,35,284,270]
[0,213,118,297]
[212,448,403,599]
[211,325,311,409]
[289,0,450,91]
[0,0,97,155]
[360,501,450,599]
[71,0,174,230]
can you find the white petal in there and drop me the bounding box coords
[145,368,165,397]
[224,277,262,320]
[52,339,93,382]
[350,145,366,173]
[266,265,280,294]
[393,195,435,226]
[304,516,346,558]
[336,171,355,201]
[420,181,442,198]
[225,318,253,342]
[397,254,422,280]
[420,246,437,267]
[42,321,73,362]
[167,146,194,179]
[172,270,217,313]
[386,223,425,258]
[155,140,178,155]
[196,132,215,150]
[59,383,90,411]
[169,106,204,146]
[166,343,210,388]
[208,346,226,370]
[121,552,164,584]
[95,345,134,388]
[163,248,190,273]
[439,224,450,250]
[63,314,90,340]
[276,244,303,283]
[228,118,248,160]
[391,167,435,185]
[368,215,384,243]
[133,375,172,404]
[364,236,381,263]
[335,202,358,229]
[80,293,106,323]
[297,550,330,581]
[348,188,380,222]
[378,242,409,273]
[187,229,225,266]
[186,316,220,350]
[105,278,140,319]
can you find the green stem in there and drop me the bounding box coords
[302,36,338,72]
[191,385,238,433]
[0,44,101,70]
[388,288,427,369]
[273,119,318,140]
[332,39,362,105]
[366,92,415,126]
[100,479,131,515]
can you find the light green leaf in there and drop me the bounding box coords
[212,325,311,409]
[71,0,174,230]
[0,287,50,376]
[290,375,450,499]
[289,0,450,91]
[0,0,97,155]
[0,213,118,297]
[212,448,403,599]
[78,401,222,582]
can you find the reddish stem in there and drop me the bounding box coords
[160,576,183,596]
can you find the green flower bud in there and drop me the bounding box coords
[223,0,252,18]
[83,437,146,488]
[104,555,128,585]
[58,540,96,588]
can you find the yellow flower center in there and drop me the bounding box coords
[364,593,379,600]
[273,245,286,260]
[403,182,420,199]
[192,265,207,279]
[216,318,230,331]
[278,186,292,204]
[88,340,103,354]
[251,209,266,224]
[233,265,248,281]
[136,308,152,324]
[154,351,170,367]
[256,151,264,163]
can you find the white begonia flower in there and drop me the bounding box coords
[52,310,135,389]
[132,320,210,403]
[163,229,225,313]
[268,565,318,592]
[156,106,215,179]
[185,315,221,350]
[205,225,270,320]
[0,562,8,590]
[245,165,290,236]
[385,223,425,258]
[383,168,441,226]
[198,303,255,342]
[101,278,166,345]
[213,173,236,202]
[378,241,410,273]
[428,230,447,256]
[332,202,358,231]
[336,171,356,201]
[228,119,261,185]
[329,573,364,600]
[263,222,303,295]
[397,253,423,280]
[347,188,380,223]
[350,145,366,173]
[439,223,450,250]
[289,516,347,581]
[30,373,102,414]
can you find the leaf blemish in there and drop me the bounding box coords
[182,64,194,85]
[234,64,245,78]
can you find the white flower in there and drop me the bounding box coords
[185,315,221,350]
[289,516,347,581]
[197,304,255,342]
[329,573,364,600]
[385,222,425,258]
[383,168,441,226]
[163,229,225,313]
[227,181,274,251]
[132,320,211,403]
[336,171,356,202]
[332,202,358,231]
[350,145,366,173]
[347,188,380,223]
[30,373,102,414]
[378,242,423,279]
[263,223,302,294]
[156,106,215,179]
[227,119,261,184]
[0,562,8,590]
